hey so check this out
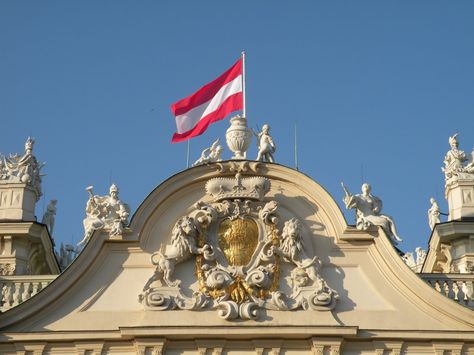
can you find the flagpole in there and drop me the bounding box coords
[294,123,299,171]
[186,140,190,168]
[242,50,246,118]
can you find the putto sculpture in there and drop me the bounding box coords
[427,197,441,230]
[193,139,224,166]
[0,137,45,200]
[342,182,403,245]
[78,184,130,247]
[254,124,276,162]
[442,133,474,183]
[41,199,57,235]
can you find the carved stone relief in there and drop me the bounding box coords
[0,263,15,276]
[139,173,338,321]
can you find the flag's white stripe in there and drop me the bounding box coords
[175,74,242,134]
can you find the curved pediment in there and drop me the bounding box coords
[0,161,472,336]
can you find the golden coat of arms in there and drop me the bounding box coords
[140,171,338,321]
[218,218,258,266]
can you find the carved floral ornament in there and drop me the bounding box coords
[139,173,339,321]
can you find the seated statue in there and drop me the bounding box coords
[442,134,469,180]
[254,124,276,162]
[2,137,45,198]
[342,182,402,245]
[193,139,223,166]
[78,184,130,247]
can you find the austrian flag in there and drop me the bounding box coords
[170,58,243,142]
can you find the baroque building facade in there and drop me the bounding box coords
[0,127,473,354]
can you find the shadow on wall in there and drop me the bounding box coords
[325,261,357,315]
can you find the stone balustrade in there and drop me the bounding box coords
[420,273,474,309]
[0,275,57,312]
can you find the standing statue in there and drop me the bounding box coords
[415,247,427,266]
[342,182,403,244]
[427,197,441,230]
[193,139,224,166]
[254,124,275,162]
[57,243,80,270]
[78,184,130,247]
[41,199,57,235]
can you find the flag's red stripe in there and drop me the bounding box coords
[171,92,243,143]
[171,58,242,116]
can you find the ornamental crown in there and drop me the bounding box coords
[205,173,270,202]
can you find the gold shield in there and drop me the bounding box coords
[218,218,259,266]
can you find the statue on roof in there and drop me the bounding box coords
[193,139,224,166]
[78,184,130,247]
[0,137,45,200]
[442,133,474,182]
[42,199,57,235]
[56,243,80,271]
[254,124,275,162]
[427,197,441,230]
[342,182,403,245]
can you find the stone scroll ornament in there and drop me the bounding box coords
[139,172,338,321]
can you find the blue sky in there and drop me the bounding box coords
[1,1,473,254]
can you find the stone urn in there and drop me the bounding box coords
[225,115,252,159]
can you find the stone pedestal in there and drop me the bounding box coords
[0,183,37,221]
[446,176,474,221]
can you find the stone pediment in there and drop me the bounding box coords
[0,161,472,343]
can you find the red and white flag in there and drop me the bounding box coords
[170,58,243,143]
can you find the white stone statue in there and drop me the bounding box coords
[0,137,45,200]
[428,197,441,230]
[415,247,427,266]
[402,252,416,269]
[193,139,224,166]
[78,184,130,247]
[402,248,426,272]
[41,199,57,235]
[442,133,474,181]
[254,124,275,162]
[56,243,80,271]
[342,182,403,245]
